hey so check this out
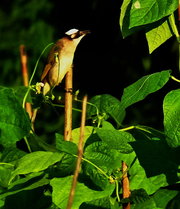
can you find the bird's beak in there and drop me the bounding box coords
[79,30,91,36]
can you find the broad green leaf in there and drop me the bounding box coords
[56,133,77,155]
[0,172,49,199]
[50,176,114,209]
[13,86,32,104]
[130,139,178,183]
[82,197,111,209]
[146,19,173,53]
[1,147,26,163]
[121,189,150,204]
[87,94,125,126]
[120,0,144,37]
[131,189,178,209]
[0,166,13,188]
[83,161,110,190]
[163,89,180,148]
[153,189,178,208]
[71,126,94,145]
[0,200,4,207]
[11,151,63,178]
[83,141,120,188]
[55,134,77,176]
[84,141,122,172]
[129,157,168,195]
[0,87,31,147]
[55,153,76,176]
[120,70,171,109]
[97,129,135,153]
[129,0,178,28]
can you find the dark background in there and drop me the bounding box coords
[0,0,179,134]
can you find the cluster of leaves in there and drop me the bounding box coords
[120,0,179,53]
[0,69,179,208]
[0,0,179,209]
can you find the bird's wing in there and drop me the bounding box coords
[41,63,52,81]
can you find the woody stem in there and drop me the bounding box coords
[64,67,73,141]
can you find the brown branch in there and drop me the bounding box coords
[19,45,33,119]
[122,161,131,209]
[66,95,88,209]
[64,67,73,141]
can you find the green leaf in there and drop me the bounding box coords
[82,197,111,209]
[71,126,94,145]
[126,189,150,204]
[97,129,135,153]
[0,166,13,188]
[1,147,26,163]
[120,0,143,37]
[120,70,171,109]
[163,89,180,148]
[129,157,168,195]
[153,189,179,208]
[84,141,122,172]
[129,0,178,28]
[56,133,78,155]
[50,176,114,209]
[0,172,49,199]
[146,19,173,53]
[87,94,125,126]
[130,139,178,181]
[13,86,32,104]
[131,189,178,209]
[83,141,120,188]
[12,151,63,178]
[83,161,110,190]
[0,87,31,147]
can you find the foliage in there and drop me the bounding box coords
[0,0,179,209]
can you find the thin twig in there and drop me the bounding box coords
[20,45,33,118]
[64,68,73,141]
[122,161,131,209]
[66,95,88,209]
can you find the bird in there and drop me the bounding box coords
[40,28,90,95]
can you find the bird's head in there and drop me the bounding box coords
[65,28,90,44]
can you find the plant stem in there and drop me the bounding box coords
[53,103,82,112]
[119,126,134,132]
[19,45,32,152]
[22,43,53,109]
[169,14,180,40]
[64,68,73,141]
[115,180,120,202]
[122,161,131,209]
[20,45,33,118]
[171,75,180,83]
[66,95,87,209]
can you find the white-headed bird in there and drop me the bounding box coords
[41,28,90,95]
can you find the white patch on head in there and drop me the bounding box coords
[133,1,141,9]
[65,28,79,35]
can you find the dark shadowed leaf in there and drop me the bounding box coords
[0,87,31,147]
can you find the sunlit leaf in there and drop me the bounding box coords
[146,19,173,53]
[129,0,178,28]
[50,176,114,209]
[120,70,171,109]
[12,151,63,178]
[71,126,94,145]
[163,89,180,148]
[97,129,135,153]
